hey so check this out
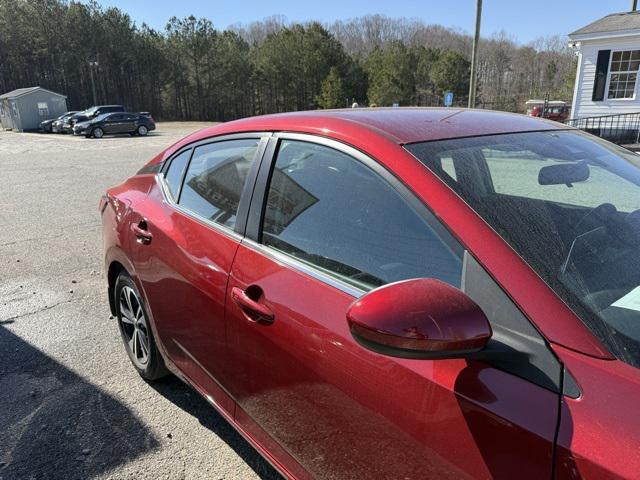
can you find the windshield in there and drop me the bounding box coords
[406,130,640,366]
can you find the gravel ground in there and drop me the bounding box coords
[0,124,282,480]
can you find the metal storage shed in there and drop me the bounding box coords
[0,86,68,132]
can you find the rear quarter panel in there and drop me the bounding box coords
[102,174,156,277]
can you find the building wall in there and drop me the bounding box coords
[572,35,640,118]
[13,90,67,131]
[0,99,15,130]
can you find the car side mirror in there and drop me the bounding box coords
[347,279,492,359]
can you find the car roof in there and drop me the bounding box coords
[186,108,566,146]
[153,108,570,166]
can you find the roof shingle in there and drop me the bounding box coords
[570,10,640,37]
[0,86,66,99]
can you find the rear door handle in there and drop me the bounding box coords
[131,220,152,245]
[231,286,274,324]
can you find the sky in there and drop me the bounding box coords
[86,0,631,44]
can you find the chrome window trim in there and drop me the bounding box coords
[156,172,243,242]
[156,133,269,242]
[159,132,272,175]
[272,132,372,166]
[241,238,366,299]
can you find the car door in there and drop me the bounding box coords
[128,134,268,411]
[119,114,135,133]
[101,113,120,134]
[225,134,563,479]
[113,113,131,133]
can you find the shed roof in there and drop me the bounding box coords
[570,10,640,37]
[0,86,67,100]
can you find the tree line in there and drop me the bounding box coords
[0,1,576,121]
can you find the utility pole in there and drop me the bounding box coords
[88,60,99,105]
[632,0,638,11]
[468,0,483,108]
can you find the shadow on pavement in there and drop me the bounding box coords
[150,376,282,480]
[0,325,159,480]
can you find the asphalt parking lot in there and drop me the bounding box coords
[0,125,282,480]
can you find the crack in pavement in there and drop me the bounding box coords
[1,297,77,323]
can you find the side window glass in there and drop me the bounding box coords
[179,139,259,229]
[164,149,191,201]
[262,140,462,291]
[440,155,457,181]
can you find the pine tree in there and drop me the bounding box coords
[316,67,345,109]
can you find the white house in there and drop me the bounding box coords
[569,9,640,119]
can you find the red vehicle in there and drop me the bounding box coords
[101,109,640,479]
[526,100,571,122]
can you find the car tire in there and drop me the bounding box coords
[92,127,104,139]
[114,272,168,381]
[137,125,148,136]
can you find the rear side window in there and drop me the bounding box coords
[179,139,259,229]
[164,149,191,200]
[261,140,462,291]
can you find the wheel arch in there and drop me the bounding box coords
[107,261,126,316]
[105,245,137,316]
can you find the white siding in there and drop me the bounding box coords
[573,35,640,118]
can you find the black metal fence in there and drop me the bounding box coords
[564,112,640,145]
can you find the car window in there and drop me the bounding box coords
[164,150,191,201]
[178,139,259,229]
[406,131,640,367]
[261,139,462,291]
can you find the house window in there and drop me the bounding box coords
[608,50,640,99]
[37,102,49,116]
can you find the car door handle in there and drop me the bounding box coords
[231,286,274,324]
[131,220,152,244]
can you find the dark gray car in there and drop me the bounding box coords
[73,112,156,138]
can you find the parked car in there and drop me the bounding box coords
[73,112,155,138]
[525,100,570,122]
[101,109,640,479]
[61,112,89,133]
[39,111,78,133]
[82,104,125,119]
[62,105,126,133]
[50,111,79,133]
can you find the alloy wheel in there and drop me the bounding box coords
[118,286,150,367]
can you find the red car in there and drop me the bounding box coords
[101,109,640,479]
